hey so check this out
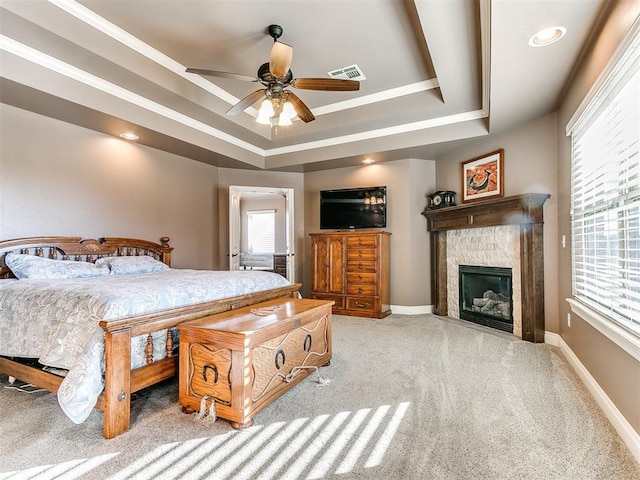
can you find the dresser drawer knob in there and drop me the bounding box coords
[275,349,286,369]
[303,334,312,352]
[355,302,368,308]
[202,364,219,383]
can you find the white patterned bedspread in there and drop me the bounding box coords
[0,269,290,423]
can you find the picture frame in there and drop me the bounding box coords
[461,149,504,203]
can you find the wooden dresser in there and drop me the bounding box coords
[310,230,391,318]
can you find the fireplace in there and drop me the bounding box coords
[459,265,513,333]
[422,193,550,342]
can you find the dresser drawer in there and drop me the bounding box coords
[347,236,378,248]
[346,260,376,273]
[346,296,378,313]
[347,248,377,261]
[346,284,377,296]
[311,293,345,309]
[346,272,376,284]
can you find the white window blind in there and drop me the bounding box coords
[247,210,275,254]
[570,30,640,337]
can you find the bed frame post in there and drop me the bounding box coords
[103,330,132,439]
[159,236,172,266]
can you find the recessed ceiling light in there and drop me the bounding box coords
[120,132,139,141]
[362,158,375,164]
[529,26,566,47]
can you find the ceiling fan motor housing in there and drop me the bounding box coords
[268,24,283,41]
[258,62,293,84]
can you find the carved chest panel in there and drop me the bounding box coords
[178,297,333,428]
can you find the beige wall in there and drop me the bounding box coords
[435,113,559,332]
[556,0,640,435]
[0,103,219,269]
[304,158,436,306]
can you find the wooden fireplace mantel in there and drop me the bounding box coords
[422,193,550,342]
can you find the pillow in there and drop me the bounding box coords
[5,253,110,280]
[95,255,169,275]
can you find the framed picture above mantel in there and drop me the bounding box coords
[461,149,504,203]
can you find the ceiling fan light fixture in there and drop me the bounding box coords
[256,99,275,125]
[259,99,275,117]
[529,26,566,47]
[281,101,297,120]
[256,98,298,127]
[277,115,292,126]
[256,113,271,125]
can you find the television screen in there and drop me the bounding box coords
[320,186,387,230]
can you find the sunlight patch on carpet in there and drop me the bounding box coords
[0,403,410,479]
[365,401,410,467]
[98,402,410,479]
[0,453,119,480]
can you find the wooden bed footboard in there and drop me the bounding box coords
[0,235,301,439]
[99,282,301,438]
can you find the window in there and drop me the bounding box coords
[247,210,275,254]
[569,29,640,342]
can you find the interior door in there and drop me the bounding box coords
[228,187,241,271]
[228,186,295,282]
[284,188,295,281]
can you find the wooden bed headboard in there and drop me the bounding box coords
[0,236,173,279]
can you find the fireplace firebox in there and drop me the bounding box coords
[459,265,513,333]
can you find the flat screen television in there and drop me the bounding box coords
[320,186,387,230]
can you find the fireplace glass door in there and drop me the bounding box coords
[459,265,513,333]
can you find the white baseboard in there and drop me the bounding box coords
[554,334,640,463]
[390,304,433,315]
[544,331,560,346]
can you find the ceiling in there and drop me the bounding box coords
[0,0,604,172]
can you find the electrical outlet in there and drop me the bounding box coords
[567,313,571,328]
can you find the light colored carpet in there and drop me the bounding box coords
[0,313,638,479]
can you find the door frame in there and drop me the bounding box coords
[229,185,295,282]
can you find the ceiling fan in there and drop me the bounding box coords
[186,24,360,125]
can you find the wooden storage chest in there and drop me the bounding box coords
[178,297,333,428]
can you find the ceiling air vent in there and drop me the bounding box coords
[327,64,366,81]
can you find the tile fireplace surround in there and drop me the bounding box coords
[422,193,550,342]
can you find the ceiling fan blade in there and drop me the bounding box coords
[186,68,260,83]
[269,41,293,78]
[286,92,315,123]
[226,89,266,116]
[291,78,360,91]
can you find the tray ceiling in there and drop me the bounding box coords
[0,0,603,171]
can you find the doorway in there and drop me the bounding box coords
[229,185,295,282]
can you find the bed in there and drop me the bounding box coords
[0,236,301,439]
